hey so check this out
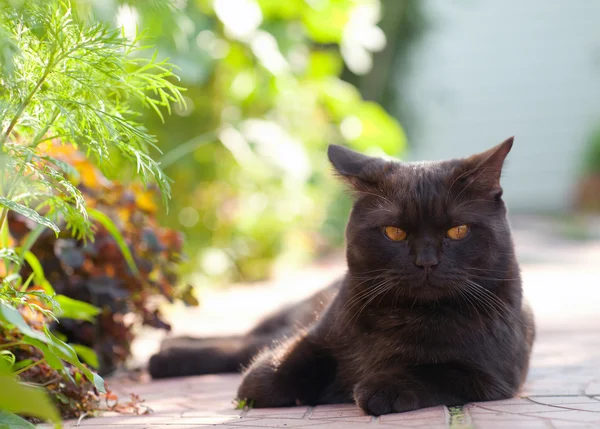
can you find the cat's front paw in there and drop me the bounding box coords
[353,381,419,416]
[237,364,294,408]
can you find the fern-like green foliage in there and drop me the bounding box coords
[0,0,184,239]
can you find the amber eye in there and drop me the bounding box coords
[447,225,469,240]
[383,226,407,242]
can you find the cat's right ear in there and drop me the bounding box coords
[328,144,389,191]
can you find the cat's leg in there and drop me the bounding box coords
[149,287,334,379]
[149,335,273,378]
[353,364,514,416]
[237,332,338,407]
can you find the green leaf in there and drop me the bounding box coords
[0,410,36,429]
[3,313,101,391]
[0,197,60,235]
[0,248,19,265]
[234,398,255,410]
[11,359,34,373]
[55,295,99,322]
[0,302,49,344]
[87,208,140,276]
[0,22,19,79]
[20,223,52,260]
[71,344,99,369]
[43,329,105,393]
[0,304,73,376]
[20,338,63,372]
[0,351,15,368]
[0,360,61,428]
[22,251,54,295]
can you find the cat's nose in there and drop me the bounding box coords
[415,251,438,273]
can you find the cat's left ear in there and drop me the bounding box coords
[459,137,514,198]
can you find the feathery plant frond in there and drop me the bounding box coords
[0,2,182,423]
[0,0,184,238]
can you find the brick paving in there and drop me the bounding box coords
[49,216,600,428]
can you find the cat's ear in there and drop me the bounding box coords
[328,144,389,191]
[458,137,514,198]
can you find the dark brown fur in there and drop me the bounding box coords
[149,139,535,416]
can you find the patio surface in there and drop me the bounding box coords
[53,216,600,429]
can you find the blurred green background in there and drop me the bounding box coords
[78,0,422,286]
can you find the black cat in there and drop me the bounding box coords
[149,139,535,416]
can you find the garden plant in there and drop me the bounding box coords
[0,0,184,426]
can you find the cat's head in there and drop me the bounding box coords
[329,138,519,302]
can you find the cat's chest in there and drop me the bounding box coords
[352,308,489,360]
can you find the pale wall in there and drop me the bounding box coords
[397,0,600,212]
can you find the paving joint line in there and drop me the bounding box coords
[523,394,590,397]
[302,406,314,419]
[448,405,474,429]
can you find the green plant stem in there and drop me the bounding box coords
[22,376,61,388]
[17,224,47,265]
[13,358,45,376]
[0,207,9,275]
[87,208,140,276]
[0,54,55,148]
[0,208,8,245]
[0,182,19,273]
[30,108,61,148]
[0,217,8,249]
[0,341,26,349]
[33,134,69,146]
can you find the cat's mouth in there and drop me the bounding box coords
[419,270,441,285]
[408,272,458,299]
[420,279,446,295]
